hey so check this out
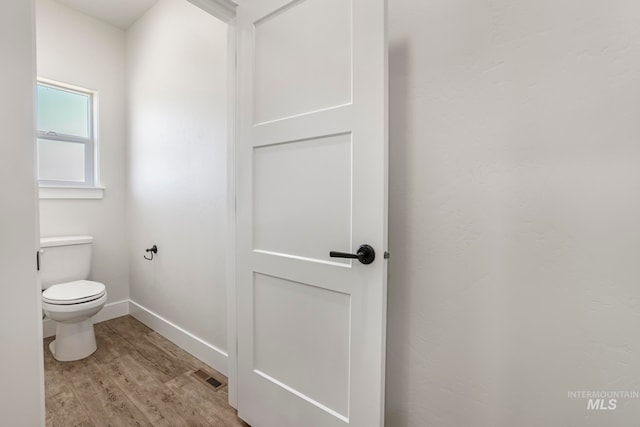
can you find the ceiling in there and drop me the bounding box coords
[54,0,158,29]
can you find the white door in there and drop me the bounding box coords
[235,0,387,425]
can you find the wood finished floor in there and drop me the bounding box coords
[44,315,249,427]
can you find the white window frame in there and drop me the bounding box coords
[36,79,100,194]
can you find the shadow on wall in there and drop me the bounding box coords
[385,38,414,427]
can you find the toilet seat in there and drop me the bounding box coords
[42,280,106,305]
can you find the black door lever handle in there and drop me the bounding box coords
[330,244,375,265]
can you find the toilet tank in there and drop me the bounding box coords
[40,236,93,289]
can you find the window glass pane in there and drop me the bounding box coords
[37,139,85,183]
[37,84,90,138]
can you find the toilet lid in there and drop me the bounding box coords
[42,280,106,305]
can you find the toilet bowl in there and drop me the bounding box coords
[40,236,107,361]
[42,280,107,361]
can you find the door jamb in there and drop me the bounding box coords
[224,12,239,410]
[187,0,239,409]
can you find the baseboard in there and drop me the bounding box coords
[42,299,228,377]
[128,300,228,376]
[42,299,130,339]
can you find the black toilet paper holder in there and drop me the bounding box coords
[144,245,158,261]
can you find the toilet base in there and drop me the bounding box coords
[49,319,97,362]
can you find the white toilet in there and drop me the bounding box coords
[40,235,107,362]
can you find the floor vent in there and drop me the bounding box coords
[206,377,223,388]
[193,369,224,390]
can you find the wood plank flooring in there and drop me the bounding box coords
[44,315,249,427]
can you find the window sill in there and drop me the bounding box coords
[39,186,105,200]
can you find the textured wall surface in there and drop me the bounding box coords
[37,0,130,303]
[385,0,640,426]
[127,0,228,353]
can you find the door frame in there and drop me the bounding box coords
[26,0,242,417]
[223,3,239,409]
[186,0,240,409]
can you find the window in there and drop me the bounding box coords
[37,81,97,187]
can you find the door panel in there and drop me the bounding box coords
[253,273,351,417]
[253,0,352,124]
[236,0,387,425]
[253,133,352,264]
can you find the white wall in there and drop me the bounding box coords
[127,0,228,365]
[385,0,640,426]
[0,0,45,424]
[36,0,129,303]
